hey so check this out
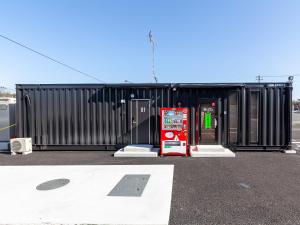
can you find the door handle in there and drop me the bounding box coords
[132,117,136,123]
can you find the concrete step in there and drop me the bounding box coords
[123,144,153,152]
[114,147,159,157]
[190,145,235,157]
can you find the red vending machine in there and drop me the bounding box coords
[160,108,188,156]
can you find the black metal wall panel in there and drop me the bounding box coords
[15,83,292,151]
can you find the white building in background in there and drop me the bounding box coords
[0,97,16,151]
[294,99,300,111]
[0,97,16,104]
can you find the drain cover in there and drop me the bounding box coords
[108,174,150,197]
[36,178,70,191]
[238,182,250,189]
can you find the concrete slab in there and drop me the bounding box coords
[124,144,153,152]
[0,165,174,225]
[114,148,159,157]
[190,145,235,157]
[284,150,297,154]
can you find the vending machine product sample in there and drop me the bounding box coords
[160,108,188,156]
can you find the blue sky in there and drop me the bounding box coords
[0,0,300,98]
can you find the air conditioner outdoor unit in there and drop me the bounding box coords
[10,138,32,155]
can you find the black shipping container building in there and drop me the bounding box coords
[16,82,293,151]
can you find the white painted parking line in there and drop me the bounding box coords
[0,165,174,225]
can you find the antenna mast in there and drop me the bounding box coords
[149,30,158,83]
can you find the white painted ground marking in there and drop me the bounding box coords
[0,165,174,225]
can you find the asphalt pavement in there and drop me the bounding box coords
[1,150,300,225]
[0,113,299,225]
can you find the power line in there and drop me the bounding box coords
[260,74,300,78]
[0,33,105,83]
[256,74,300,84]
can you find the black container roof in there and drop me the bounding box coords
[16,82,292,89]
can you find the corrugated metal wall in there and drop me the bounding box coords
[232,84,292,149]
[16,83,292,150]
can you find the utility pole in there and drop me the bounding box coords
[124,80,134,83]
[149,30,158,83]
[256,75,263,83]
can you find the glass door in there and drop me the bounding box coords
[199,101,217,144]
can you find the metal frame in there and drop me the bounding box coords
[227,91,239,145]
[248,89,260,145]
[197,98,219,144]
[130,99,151,144]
